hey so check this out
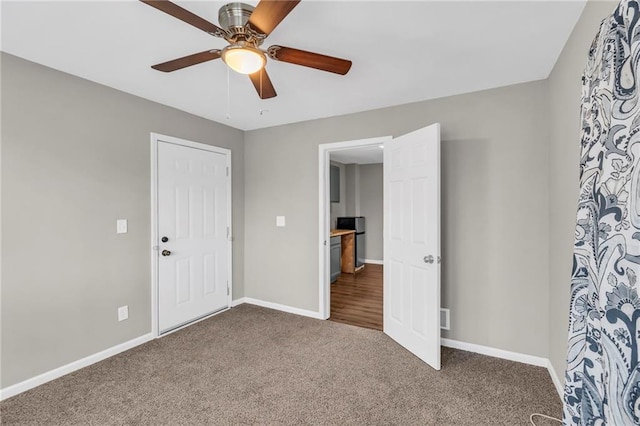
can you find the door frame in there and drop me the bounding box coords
[317,136,391,319]
[150,132,233,338]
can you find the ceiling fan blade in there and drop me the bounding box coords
[152,50,221,72]
[248,69,277,99]
[140,0,226,37]
[267,46,352,75]
[248,0,300,36]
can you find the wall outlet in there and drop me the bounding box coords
[440,308,450,330]
[276,216,285,227]
[118,305,129,322]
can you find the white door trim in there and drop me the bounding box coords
[150,133,232,338]
[317,136,392,319]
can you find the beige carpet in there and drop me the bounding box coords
[1,304,561,425]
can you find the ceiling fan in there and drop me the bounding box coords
[140,0,352,99]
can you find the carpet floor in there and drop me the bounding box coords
[1,304,561,425]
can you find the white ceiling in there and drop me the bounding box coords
[1,1,586,131]
[331,145,383,165]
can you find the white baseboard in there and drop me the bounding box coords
[547,360,564,398]
[0,333,154,401]
[365,259,383,265]
[441,338,548,367]
[230,297,247,307]
[441,338,564,400]
[233,297,324,320]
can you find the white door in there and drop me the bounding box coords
[383,123,441,370]
[157,140,230,334]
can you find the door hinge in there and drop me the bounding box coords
[226,226,230,237]
[226,167,229,177]
[227,283,230,296]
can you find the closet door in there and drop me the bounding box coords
[157,139,230,334]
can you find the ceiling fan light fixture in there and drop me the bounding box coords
[221,44,266,75]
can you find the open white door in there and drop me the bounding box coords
[383,123,441,370]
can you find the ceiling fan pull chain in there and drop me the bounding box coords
[226,66,231,120]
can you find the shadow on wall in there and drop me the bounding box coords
[441,138,490,340]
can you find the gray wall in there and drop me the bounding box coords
[547,0,617,382]
[358,164,383,261]
[1,53,245,388]
[344,164,360,217]
[329,161,346,228]
[244,80,550,357]
[331,161,383,261]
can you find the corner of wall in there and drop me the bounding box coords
[544,0,618,397]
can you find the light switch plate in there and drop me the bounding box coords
[116,219,127,234]
[276,216,286,227]
[118,305,129,322]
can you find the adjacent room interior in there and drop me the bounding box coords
[0,0,624,424]
[328,144,384,331]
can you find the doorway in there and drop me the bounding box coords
[319,124,442,370]
[327,144,386,330]
[151,133,233,336]
[318,136,390,326]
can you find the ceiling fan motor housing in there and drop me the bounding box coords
[219,3,255,33]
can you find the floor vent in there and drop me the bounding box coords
[440,308,450,330]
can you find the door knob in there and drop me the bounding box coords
[161,250,172,257]
[424,255,434,264]
[161,236,169,243]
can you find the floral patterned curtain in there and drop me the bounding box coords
[563,1,640,424]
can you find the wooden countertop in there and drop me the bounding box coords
[330,229,356,237]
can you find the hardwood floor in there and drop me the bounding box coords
[329,263,383,331]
